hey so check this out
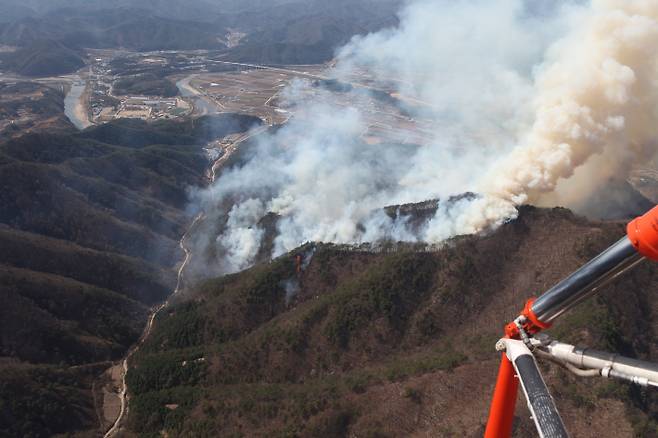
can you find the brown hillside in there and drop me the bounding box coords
[126,206,658,437]
[0,114,260,437]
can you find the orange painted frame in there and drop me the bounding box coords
[484,353,519,438]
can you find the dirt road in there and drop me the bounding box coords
[103,213,202,437]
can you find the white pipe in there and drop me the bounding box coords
[542,340,658,386]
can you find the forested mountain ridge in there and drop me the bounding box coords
[0,113,260,437]
[126,206,658,437]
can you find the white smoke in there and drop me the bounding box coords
[281,279,300,306]
[194,0,658,274]
[442,0,658,239]
[217,198,266,272]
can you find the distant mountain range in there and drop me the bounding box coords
[0,39,84,76]
[0,0,402,76]
[226,1,400,64]
[0,9,228,50]
[0,0,317,22]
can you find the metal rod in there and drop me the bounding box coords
[502,339,569,438]
[530,237,643,324]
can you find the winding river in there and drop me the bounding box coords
[176,75,220,115]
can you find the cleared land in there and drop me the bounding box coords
[187,64,436,146]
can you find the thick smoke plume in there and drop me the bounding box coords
[449,0,658,239]
[192,0,658,274]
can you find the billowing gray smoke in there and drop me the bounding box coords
[192,0,658,274]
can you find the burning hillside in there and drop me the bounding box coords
[125,206,658,437]
[186,1,658,278]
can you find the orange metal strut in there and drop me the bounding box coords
[504,298,552,340]
[627,204,658,262]
[484,353,519,438]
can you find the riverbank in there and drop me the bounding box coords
[175,75,221,116]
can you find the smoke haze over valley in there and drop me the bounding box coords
[190,0,658,275]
